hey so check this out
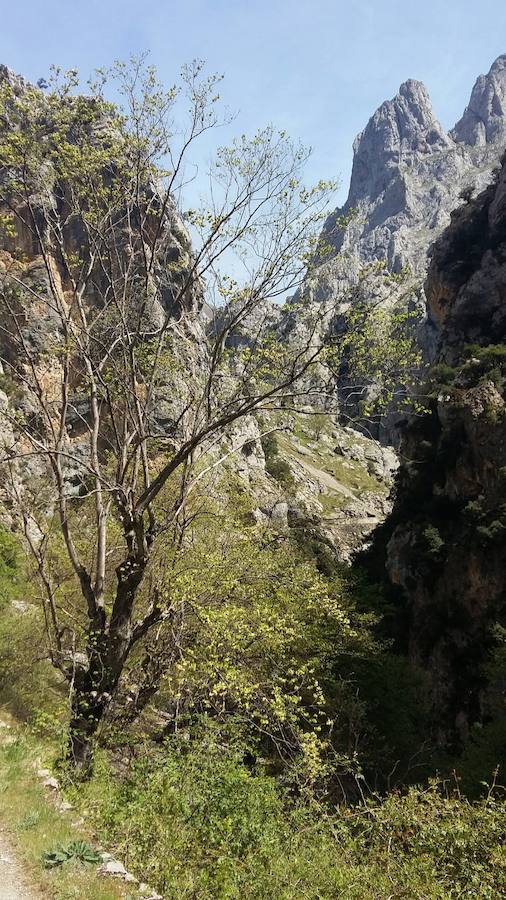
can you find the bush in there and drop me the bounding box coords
[261,432,295,488]
[0,524,65,723]
[265,455,294,488]
[421,524,445,560]
[77,726,506,899]
[0,523,21,609]
[477,520,505,543]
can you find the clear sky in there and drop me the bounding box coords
[1,0,506,206]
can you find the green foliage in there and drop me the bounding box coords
[260,431,295,488]
[425,362,460,397]
[350,653,431,780]
[265,455,295,488]
[0,526,65,722]
[421,524,445,560]
[456,626,506,794]
[425,345,506,402]
[477,520,506,543]
[75,726,506,899]
[307,412,329,441]
[330,301,426,419]
[43,840,102,868]
[18,809,42,830]
[150,511,376,780]
[0,523,20,607]
[465,343,506,366]
[464,498,484,520]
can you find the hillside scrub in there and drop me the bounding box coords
[66,727,506,899]
[1,511,506,898]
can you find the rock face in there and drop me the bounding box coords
[302,55,506,442]
[452,54,506,147]
[426,150,506,347]
[322,55,506,278]
[373,152,506,749]
[346,78,452,224]
[0,65,206,509]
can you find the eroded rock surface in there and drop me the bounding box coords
[298,55,506,442]
[372,151,506,748]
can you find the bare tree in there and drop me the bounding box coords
[0,60,336,773]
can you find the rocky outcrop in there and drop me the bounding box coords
[322,55,506,279]
[426,150,506,347]
[373,152,506,750]
[300,55,506,443]
[452,55,506,147]
[0,66,206,510]
[345,78,452,228]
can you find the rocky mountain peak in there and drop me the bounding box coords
[451,54,506,146]
[0,64,27,97]
[319,55,506,272]
[348,78,450,206]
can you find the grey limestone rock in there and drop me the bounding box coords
[321,58,506,279]
[299,55,506,443]
[452,54,506,147]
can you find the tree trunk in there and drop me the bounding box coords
[67,569,144,776]
[67,674,107,778]
[68,712,98,777]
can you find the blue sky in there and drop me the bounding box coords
[1,1,506,206]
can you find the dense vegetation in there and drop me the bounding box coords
[1,507,505,898]
[0,60,505,898]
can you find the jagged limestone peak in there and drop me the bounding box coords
[451,53,506,146]
[348,78,450,205]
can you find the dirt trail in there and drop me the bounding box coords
[0,829,43,899]
[295,456,357,499]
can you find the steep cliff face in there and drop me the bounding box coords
[452,55,506,147]
[322,55,506,279]
[377,152,506,749]
[301,56,506,442]
[0,64,207,518]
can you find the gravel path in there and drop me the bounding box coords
[0,828,42,899]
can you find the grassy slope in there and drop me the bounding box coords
[0,719,130,900]
[277,415,388,524]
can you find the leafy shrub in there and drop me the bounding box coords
[43,840,101,868]
[464,499,484,520]
[265,455,294,488]
[0,524,21,609]
[421,524,445,560]
[465,343,506,366]
[261,432,295,488]
[477,520,505,543]
[0,526,65,722]
[78,729,506,899]
[260,431,278,460]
